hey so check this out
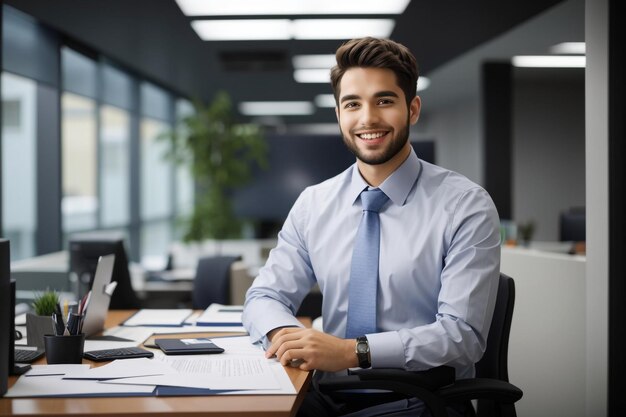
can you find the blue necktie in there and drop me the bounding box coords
[346,188,390,339]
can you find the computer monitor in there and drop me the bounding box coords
[68,233,140,309]
[559,207,586,242]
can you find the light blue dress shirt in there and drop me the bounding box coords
[243,148,501,379]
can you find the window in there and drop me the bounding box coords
[61,92,98,233]
[100,105,130,227]
[1,72,37,260]
[173,99,195,239]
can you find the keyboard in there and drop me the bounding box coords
[83,346,154,362]
[14,348,45,363]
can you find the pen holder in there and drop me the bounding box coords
[43,333,86,364]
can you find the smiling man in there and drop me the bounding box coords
[243,37,501,417]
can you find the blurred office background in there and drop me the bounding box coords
[1,0,622,415]
[1,0,587,263]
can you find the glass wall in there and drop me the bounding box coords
[61,92,98,233]
[1,5,194,264]
[1,72,37,260]
[173,98,195,240]
[100,105,130,228]
[139,82,173,266]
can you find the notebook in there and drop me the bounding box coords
[81,254,116,337]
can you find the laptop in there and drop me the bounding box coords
[81,254,116,337]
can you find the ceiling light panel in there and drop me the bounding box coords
[315,94,337,108]
[292,55,336,69]
[191,20,291,41]
[293,19,395,40]
[512,55,586,68]
[294,69,331,83]
[176,0,410,16]
[239,101,315,116]
[550,42,586,54]
[192,19,396,41]
[417,76,431,92]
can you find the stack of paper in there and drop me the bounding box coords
[5,336,296,397]
[122,309,193,327]
[195,304,243,327]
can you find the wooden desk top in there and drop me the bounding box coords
[1,311,312,417]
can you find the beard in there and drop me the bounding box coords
[340,122,410,166]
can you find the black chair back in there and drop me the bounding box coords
[474,273,516,417]
[192,255,241,309]
[476,273,515,382]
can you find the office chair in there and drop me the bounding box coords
[318,273,522,417]
[192,255,242,309]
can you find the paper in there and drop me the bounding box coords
[211,335,265,356]
[102,356,281,390]
[5,365,154,397]
[195,304,243,327]
[26,364,90,376]
[122,309,192,327]
[63,357,171,380]
[101,336,296,394]
[104,325,155,343]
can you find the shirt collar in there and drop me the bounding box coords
[348,147,422,206]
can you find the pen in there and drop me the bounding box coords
[53,303,65,335]
[67,312,82,335]
[63,300,69,323]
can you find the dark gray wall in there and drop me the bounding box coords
[512,69,585,241]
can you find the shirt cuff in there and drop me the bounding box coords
[366,331,405,369]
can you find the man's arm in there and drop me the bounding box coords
[367,187,501,375]
[265,327,358,371]
[242,191,317,347]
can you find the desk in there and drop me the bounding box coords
[0,311,312,417]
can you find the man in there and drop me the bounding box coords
[243,37,501,416]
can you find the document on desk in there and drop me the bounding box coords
[63,358,171,380]
[195,303,244,327]
[103,356,281,390]
[103,336,296,394]
[5,365,155,398]
[122,309,193,326]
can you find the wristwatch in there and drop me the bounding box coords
[355,336,371,368]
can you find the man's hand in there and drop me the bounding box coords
[265,328,358,372]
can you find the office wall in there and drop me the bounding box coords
[502,247,586,417]
[512,70,585,241]
[419,95,483,186]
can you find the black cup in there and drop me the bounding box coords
[43,333,86,364]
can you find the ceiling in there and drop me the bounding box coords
[7,0,570,126]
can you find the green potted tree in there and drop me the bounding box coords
[26,290,59,349]
[163,91,268,241]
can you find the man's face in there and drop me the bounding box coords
[336,67,420,166]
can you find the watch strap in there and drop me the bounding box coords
[355,336,371,368]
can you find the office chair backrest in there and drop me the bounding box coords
[192,255,242,309]
[475,273,515,382]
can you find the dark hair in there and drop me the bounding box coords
[330,37,419,107]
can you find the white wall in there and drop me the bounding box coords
[584,0,609,414]
[502,248,586,417]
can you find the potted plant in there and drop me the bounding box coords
[517,221,536,247]
[162,91,268,241]
[26,290,59,349]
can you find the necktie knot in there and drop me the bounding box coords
[360,189,389,213]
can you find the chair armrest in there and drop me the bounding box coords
[349,366,455,390]
[438,378,523,404]
[317,367,456,417]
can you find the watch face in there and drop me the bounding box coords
[356,342,369,354]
